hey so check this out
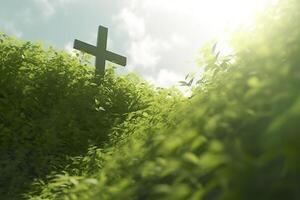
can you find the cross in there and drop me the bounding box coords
[74,25,127,75]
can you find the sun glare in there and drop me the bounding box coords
[187,0,279,56]
[145,0,279,57]
[193,0,278,32]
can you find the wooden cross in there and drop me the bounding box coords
[74,25,127,75]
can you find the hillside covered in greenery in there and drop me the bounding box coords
[1,0,300,199]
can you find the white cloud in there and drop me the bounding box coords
[145,69,183,87]
[33,0,79,17]
[145,68,193,97]
[117,8,145,39]
[33,0,55,17]
[3,22,23,38]
[113,0,219,87]
[138,0,208,21]
[170,34,188,47]
[115,8,171,70]
[115,0,272,89]
[64,41,76,56]
[128,36,160,70]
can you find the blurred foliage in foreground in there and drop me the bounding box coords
[1,0,300,199]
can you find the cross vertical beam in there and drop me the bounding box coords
[73,25,127,75]
[95,26,107,75]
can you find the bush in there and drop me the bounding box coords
[0,34,165,199]
[26,0,300,200]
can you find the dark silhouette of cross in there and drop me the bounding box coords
[74,26,127,75]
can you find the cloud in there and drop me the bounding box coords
[145,68,183,87]
[64,41,76,56]
[128,36,161,70]
[145,68,192,97]
[117,8,145,39]
[2,22,23,38]
[170,34,188,47]
[32,0,79,17]
[115,8,171,70]
[33,0,55,17]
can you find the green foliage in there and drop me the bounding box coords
[25,0,300,199]
[3,0,300,199]
[0,34,167,199]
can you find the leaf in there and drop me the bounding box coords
[187,78,194,86]
[211,42,217,54]
[215,51,220,60]
[185,73,190,80]
[179,81,188,86]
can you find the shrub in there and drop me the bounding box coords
[27,0,300,199]
[0,34,161,199]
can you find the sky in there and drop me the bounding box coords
[0,0,275,87]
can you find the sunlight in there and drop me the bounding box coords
[142,0,279,58]
[144,0,278,32]
[190,0,280,57]
[190,0,279,32]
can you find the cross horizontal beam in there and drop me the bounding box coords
[74,40,96,55]
[105,51,126,66]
